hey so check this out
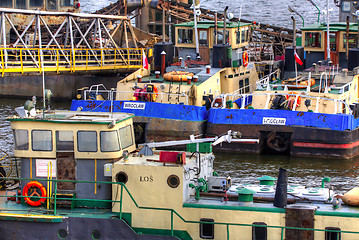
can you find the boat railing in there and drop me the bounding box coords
[83,89,190,105]
[213,92,353,114]
[1,176,359,240]
[256,69,280,87]
[0,47,143,76]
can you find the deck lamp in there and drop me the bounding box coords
[288,6,305,27]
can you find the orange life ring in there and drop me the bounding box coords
[242,51,249,67]
[22,181,47,207]
[286,92,301,107]
[163,71,195,82]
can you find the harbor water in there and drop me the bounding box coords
[1,98,358,194]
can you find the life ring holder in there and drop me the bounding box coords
[285,92,301,107]
[211,97,224,108]
[242,51,249,67]
[22,181,47,207]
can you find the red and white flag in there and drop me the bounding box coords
[294,51,303,65]
[142,50,149,70]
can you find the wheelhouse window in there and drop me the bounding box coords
[30,0,44,7]
[237,27,249,44]
[329,33,337,51]
[178,28,193,44]
[0,0,13,8]
[77,131,97,152]
[118,125,133,149]
[217,30,229,44]
[199,30,208,45]
[61,0,74,7]
[46,0,57,10]
[343,33,357,49]
[56,131,74,151]
[32,130,53,151]
[13,129,29,150]
[100,131,120,152]
[15,0,26,9]
[304,32,322,48]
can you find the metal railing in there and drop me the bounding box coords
[0,47,143,76]
[82,87,190,105]
[1,176,359,239]
[212,92,353,114]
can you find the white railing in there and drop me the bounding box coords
[256,69,280,87]
[211,92,353,115]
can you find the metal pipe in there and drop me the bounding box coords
[214,12,218,45]
[307,0,321,23]
[223,6,228,44]
[162,3,165,43]
[346,16,349,61]
[326,0,330,61]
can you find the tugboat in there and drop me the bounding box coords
[71,19,259,144]
[2,100,359,239]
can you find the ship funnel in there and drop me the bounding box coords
[273,168,288,208]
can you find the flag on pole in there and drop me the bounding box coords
[142,50,149,70]
[294,51,303,65]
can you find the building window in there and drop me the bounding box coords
[100,131,120,152]
[252,222,267,240]
[13,129,29,150]
[15,0,26,9]
[29,0,44,7]
[46,0,57,10]
[0,0,13,8]
[56,131,74,151]
[199,30,208,45]
[200,218,214,239]
[304,32,322,48]
[32,130,53,151]
[118,125,133,149]
[61,0,74,7]
[325,227,341,240]
[77,131,97,152]
[178,29,193,44]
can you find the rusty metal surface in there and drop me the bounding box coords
[285,207,315,240]
[56,152,76,191]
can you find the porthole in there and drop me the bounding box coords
[167,175,180,188]
[115,172,128,184]
[92,230,101,240]
[58,229,68,239]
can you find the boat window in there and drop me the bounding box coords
[343,33,357,49]
[329,33,337,51]
[32,130,53,151]
[199,30,208,46]
[100,131,121,152]
[46,0,57,10]
[56,131,74,151]
[304,32,322,48]
[60,0,74,7]
[325,227,341,240]
[0,0,13,8]
[237,27,248,44]
[245,78,250,93]
[178,28,193,44]
[77,131,97,152]
[15,0,26,9]
[199,218,214,239]
[29,0,44,7]
[252,222,267,240]
[13,129,29,150]
[118,125,133,150]
[217,30,229,44]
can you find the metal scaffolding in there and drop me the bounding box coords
[0,8,142,75]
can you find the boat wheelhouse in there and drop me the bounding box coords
[301,22,358,68]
